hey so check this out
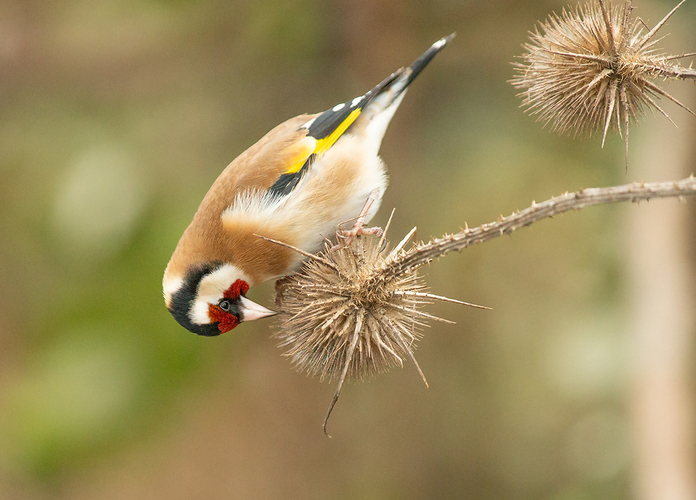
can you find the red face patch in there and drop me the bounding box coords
[224,279,249,299]
[206,280,250,334]
[208,304,239,333]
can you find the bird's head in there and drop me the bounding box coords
[163,262,277,336]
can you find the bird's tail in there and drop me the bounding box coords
[383,32,456,99]
[359,33,455,152]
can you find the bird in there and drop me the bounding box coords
[163,34,454,336]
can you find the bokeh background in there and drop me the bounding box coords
[1,0,695,498]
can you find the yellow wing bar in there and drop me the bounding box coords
[283,136,317,175]
[313,108,361,157]
[282,108,362,176]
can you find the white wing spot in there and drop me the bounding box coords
[301,117,317,129]
[432,38,446,49]
[332,103,345,112]
[351,96,363,107]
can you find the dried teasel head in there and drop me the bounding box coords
[266,214,490,435]
[511,0,696,171]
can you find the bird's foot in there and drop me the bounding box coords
[332,223,383,251]
[331,190,383,251]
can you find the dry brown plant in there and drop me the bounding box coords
[258,0,696,435]
[511,0,696,171]
[271,177,696,434]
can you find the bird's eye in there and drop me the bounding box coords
[218,299,232,312]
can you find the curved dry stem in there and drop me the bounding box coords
[272,176,696,433]
[390,177,696,276]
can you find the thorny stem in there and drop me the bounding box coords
[389,176,696,277]
[274,177,696,434]
[638,63,696,81]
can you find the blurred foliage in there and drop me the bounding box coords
[0,0,693,498]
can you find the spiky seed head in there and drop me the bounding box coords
[511,0,696,169]
[275,235,434,384]
[271,221,491,434]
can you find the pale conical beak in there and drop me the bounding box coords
[239,296,278,322]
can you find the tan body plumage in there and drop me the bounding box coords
[164,35,453,336]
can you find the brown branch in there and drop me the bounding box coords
[390,176,696,276]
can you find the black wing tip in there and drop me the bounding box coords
[404,33,456,87]
[297,33,456,142]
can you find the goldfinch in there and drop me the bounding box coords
[164,34,454,336]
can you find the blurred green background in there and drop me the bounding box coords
[1,0,695,498]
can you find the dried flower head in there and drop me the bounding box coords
[267,216,488,434]
[511,0,696,170]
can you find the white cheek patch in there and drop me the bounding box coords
[188,264,250,325]
[189,300,215,326]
